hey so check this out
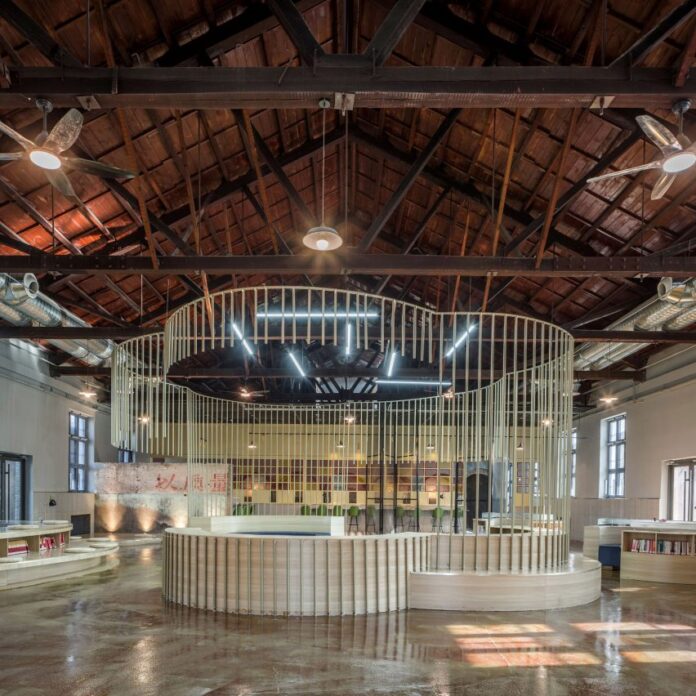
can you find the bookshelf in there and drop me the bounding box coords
[0,523,71,559]
[621,529,696,584]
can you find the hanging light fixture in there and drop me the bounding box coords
[303,99,343,251]
[79,383,97,399]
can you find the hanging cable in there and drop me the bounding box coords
[321,107,326,225]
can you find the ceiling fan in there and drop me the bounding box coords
[0,99,134,203]
[587,99,695,200]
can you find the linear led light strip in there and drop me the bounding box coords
[375,379,452,386]
[387,350,397,377]
[345,323,352,357]
[289,352,306,377]
[231,322,254,356]
[256,311,379,319]
[445,324,476,357]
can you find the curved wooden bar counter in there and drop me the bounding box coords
[163,528,430,616]
[409,553,601,611]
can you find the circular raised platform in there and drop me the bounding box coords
[163,527,430,616]
[0,546,119,590]
[408,553,601,611]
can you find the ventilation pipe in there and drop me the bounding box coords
[575,278,696,371]
[0,273,113,365]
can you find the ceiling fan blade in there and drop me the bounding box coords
[44,109,83,153]
[0,151,24,161]
[651,171,676,200]
[62,156,135,179]
[44,168,78,200]
[586,160,661,183]
[636,115,681,155]
[0,119,35,151]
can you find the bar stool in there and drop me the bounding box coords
[347,505,360,532]
[366,505,377,533]
[407,510,419,531]
[394,506,406,532]
[316,504,328,516]
[431,507,445,532]
[300,504,311,516]
[332,505,343,516]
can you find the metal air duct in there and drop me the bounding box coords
[0,273,113,365]
[575,278,696,371]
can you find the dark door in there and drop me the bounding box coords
[466,472,489,531]
[0,455,27,521]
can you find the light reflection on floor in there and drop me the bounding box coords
[0,549,696,694]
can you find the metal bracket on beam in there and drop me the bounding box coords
[334,92,355,113]
[76,95,100,110]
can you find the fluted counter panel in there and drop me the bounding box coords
[163,529,430,616]
[430,531,570,572]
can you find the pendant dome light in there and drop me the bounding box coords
[303,99,343,251]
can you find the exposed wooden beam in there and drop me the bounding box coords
[534,108,581,267]
[610,0,696,67]
[267,0,325,65]
[233,109,317,230]
[3,65,696,110]
[364,0,427,66]
[0,177,82,255]
[5,253,696,278]
[373,187,450,294]
[358,109,461,251]
[0,1,82,68]
[503,129,641,255]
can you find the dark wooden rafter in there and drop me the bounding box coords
[609,0,696,67]
[0,1,81,68]
[373,187,450,295]
[233,108,317,230]
[358,109,461,251]
[267,0,325,66]
[364,0,427,67]
[0,177,82,255]
[503,129,642,256]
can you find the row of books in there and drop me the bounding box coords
[6,533,66,556]
[629,538,691,555]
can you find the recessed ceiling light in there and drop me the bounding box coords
[599,395,619,405]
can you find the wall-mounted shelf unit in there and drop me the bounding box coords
[621,529,696,584]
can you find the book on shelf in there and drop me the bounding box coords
[629,538,691,555]
[7,539,29,556]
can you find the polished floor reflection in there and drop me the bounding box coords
[1,546,695,695]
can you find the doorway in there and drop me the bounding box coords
[466,472,489,531]
[669,459,696,522]
[0,454,28,521]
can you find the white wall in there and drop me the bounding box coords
[571,344,696,540]
[0,339,116,523]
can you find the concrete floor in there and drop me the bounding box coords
[1,547,696,695]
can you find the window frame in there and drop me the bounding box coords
[68,412,91,492]
[603,414,626,499]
